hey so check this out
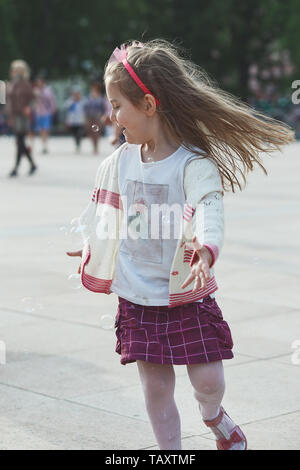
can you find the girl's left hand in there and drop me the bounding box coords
[180,246,212,293]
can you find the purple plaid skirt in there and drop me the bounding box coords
[114,296,234,365]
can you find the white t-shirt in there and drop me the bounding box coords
[110,143,215,306]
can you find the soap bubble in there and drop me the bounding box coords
[21,297,44,313]
[68,218,87,248]
[70,218,87,236]
[74,224,87,236]
[70,217,79,226]
[91,124,100,133]
[99,314,114,330]
[68,273,82,290]
[59,226,69,236]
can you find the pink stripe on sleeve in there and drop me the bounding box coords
[203,243,219,267]
[189,243,219,268]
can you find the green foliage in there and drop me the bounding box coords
[0,0,299,98]
[0,0,18,75]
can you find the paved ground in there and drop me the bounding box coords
[0,134,299,450]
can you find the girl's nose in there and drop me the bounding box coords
[110,109,116,123]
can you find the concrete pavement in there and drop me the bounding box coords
[0,134,299,450]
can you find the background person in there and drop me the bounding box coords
[6,60,37,177]
[64,86,86,153]
[84,82,106,155]
[33,74,57,154]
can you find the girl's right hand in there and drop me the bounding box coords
[66,250,82,274]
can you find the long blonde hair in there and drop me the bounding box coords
[104,39,295,192]
[10,60,31,80]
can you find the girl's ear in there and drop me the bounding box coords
[143,94,156,116]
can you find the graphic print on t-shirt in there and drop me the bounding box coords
[120,179,169,264]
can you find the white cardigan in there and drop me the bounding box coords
[79,143,224,307]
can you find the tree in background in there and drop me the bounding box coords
[0,0,18,75]
[1,0,299,101]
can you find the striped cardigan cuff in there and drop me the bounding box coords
[189,243,219,268]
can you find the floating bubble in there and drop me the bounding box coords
[59,226,69,236]
[70,217,79,226]
[70,218,87,235]
[68,273,82,290]
[21,297,44,313]
[91,124,100,133]
[99,314,114,330]
[76,224,87,235]
[66,218,87,249]
[80,234,90,244]
[22,297,35,313]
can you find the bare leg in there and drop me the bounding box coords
[187,361,246,450]
[187,361,225,420]
[40,130,49,153]
[136,360,181,450]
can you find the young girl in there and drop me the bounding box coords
[67,40,294,450]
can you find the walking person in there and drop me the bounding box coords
[7,60,37,177]
[64,86,86,153]
[33,74,57,154]
[84,82,106,155]
[67,40,294,450]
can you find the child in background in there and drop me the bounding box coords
[33,75,57,154]
[84,82,107,155]
[67,40,294,450]
[64,86,86,153]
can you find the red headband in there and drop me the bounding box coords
[108,42,160,107]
